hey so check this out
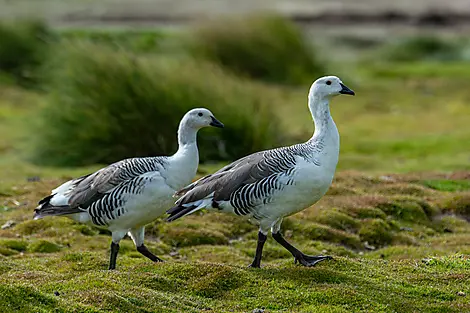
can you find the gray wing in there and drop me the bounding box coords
[84,174,157,226]
[68,157,167,208]
[174,147,298,215]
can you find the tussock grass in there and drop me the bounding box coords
[0,20,51,86]
[190,14,325,85]
[381,35,464,62]
[30,43,284,166]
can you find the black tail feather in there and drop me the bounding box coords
[34,195,82,220]
[38,194,54,205]
[166,205,197,222]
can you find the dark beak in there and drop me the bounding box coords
[339,83,355,96]
[209,116,224,128]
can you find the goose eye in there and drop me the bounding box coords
[326,81,331,85]
[198,113,203,117]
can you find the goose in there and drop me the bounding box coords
[34,108,224,270]
[167,76,354,268]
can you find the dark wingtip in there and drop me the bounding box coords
[166,205,197,222]
[38,194,54,205]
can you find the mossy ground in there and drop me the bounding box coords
[1,172,469,312]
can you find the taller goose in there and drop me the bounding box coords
[34,108,224,270]
[167,76,355,268]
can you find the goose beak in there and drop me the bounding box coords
[339,83,355,96]
[209,116,224,128]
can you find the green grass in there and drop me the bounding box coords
[0,172,469,312]
[0,255,469,312]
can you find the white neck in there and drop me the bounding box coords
[166,121,200,190]
[308,94,336,139]
[177,120,198,147]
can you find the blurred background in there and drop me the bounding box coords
[0,0,469,173]
[1,0,470,173]
[0,1,469,311]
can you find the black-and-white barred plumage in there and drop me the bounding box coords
[230,140,325,217]
[85,175,152,226]
[34,107,225,270]
[168,75,352,269]
[167,139,326,222]
[35,157,168,223]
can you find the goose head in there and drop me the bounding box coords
[183,108,224,130]
[309,76,355,99]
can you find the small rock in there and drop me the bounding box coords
[228,236,243,244]
[321,249,328,254]
[379,175,395,182]
[422,258,435,265]
[358,251,364,256]
[457,291,466,297]
[1,220,15,229]
[364,242,376,250]
[400,227,413,232]
[54,291,60,296]
[27,176,41,182]
[253,309,265,313]
[169,251,179,257]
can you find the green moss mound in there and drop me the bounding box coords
[28,240,61,253]
[358,219,393,247]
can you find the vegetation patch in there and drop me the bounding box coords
[380,35,463,62]
[0,20,51,86]
[191,14,325,84]
[28,240,61,253]
[300,222,362,249]
[345,207,387,220]
[376,198,429,222]
[0,239,28,252]
[31,44,284,166]
[160,225,229,247]
[372,183,435,197]
[358,218,393,247]
[422,179,470,192]
[312,209,360,232]
[440,192,470,217]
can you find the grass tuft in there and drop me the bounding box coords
[28,240,61,253]
[0,20,51,86]
[358,219,393,247]
[440,192,470,216]
[30,43,284,166]
[381,35,463,62]
[191,14,325,84]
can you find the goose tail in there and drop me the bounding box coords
[166,198,212,222]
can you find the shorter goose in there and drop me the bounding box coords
[167,76,354,268]
[35,108,224,270]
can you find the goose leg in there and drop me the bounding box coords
[248,231,267,268]
[109,231,127,270]
[129,227,163,263]
[272,232,332,267]
[109,242,120,270]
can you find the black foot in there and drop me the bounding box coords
[137,245,164,263]
[247,263,261,269]
[294,254,333,267]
